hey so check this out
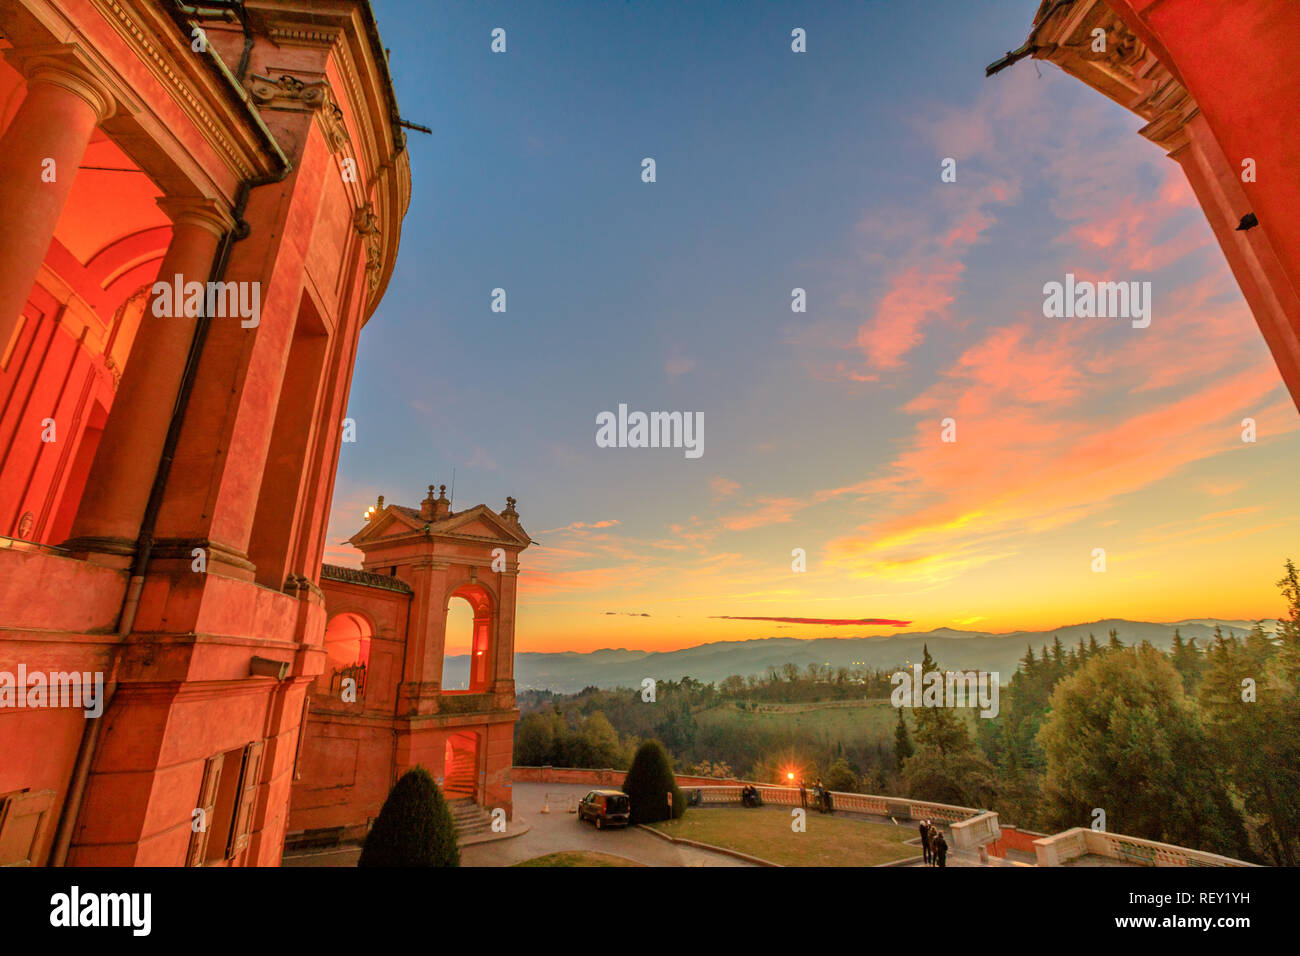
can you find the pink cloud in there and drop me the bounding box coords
[856,260,966,369]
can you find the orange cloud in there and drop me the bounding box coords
[856,260,965,369]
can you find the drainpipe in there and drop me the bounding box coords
[49,166,291,867]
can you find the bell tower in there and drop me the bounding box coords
[342,484,531,813]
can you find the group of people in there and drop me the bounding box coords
[740,784,763,808]
[798,778,834,814]
[919,819,948,867]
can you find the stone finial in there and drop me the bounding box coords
[420,484,437,522]
[433,484,451,520]
[502,496,519,520]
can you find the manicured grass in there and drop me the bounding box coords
[650,807,917,866]
[513,851,641,867]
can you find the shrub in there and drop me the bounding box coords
[358,766,460,867]
[622,739,685,824]
[823,758,860,794]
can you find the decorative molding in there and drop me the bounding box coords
[93,0,255,179]
[2,43,121,123]
[284,573,326,600]
[1032,0,1197,153]
[156,196,236,239]
[353,202,383,292]
[249,71,351,155]
[248,71,331,110]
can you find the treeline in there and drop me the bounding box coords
[718,664,898,701]
[517,670,904,790]
[951,561,1300,865]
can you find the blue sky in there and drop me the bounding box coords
[331,1,1300,651]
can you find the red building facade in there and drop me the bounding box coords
[289,486,530,846]
[0,0,413,866]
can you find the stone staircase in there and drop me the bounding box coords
[444,748,476,798]
[447,797,494,843]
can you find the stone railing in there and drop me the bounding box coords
[510,770,993,833]
[950,811,1001,851]
[683,785,991,831]
[1033,828,1258,868]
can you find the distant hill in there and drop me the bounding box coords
[444,618,1280,694]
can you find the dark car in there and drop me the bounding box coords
[577,789,631,829]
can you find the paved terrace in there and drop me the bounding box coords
[285,783,754,867]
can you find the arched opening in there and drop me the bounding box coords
[321,612,372,702]
[443,730,479,800]
[442,584,493,694]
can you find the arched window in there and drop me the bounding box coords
[322,612,372,701]
[442,584,493,694]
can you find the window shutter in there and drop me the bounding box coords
[227,739,265,860]
[185,753,224,867]
[0,789,55,866]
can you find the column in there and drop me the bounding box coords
[0,47,116,353]
[64,199,233,563]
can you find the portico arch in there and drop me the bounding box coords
[322,611,373,700]
[442,581,495,694]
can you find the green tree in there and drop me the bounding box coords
[580,711,624,768]
[893,707,914,770]
[823,758,860,793]
[903,747,1001,809]
[1198,563,1300,865]
[1038,646,1248,859]
[910,645,970,757]
[1169,629,1206,694]
[622,739,685,824]
[358,767,460,867]
[514,712,556,766]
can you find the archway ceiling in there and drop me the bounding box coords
[53,132,170,266]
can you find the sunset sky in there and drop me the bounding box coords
[327,0,1300,654]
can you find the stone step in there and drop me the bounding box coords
[445,799,495,843]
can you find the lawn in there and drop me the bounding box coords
[513,851,641,867]
[650,807,917,866]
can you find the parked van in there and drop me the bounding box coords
[577,789,631,829]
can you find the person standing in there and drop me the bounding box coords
[933,830,948,868]
[799,780,808,810]
[919,819,932,865]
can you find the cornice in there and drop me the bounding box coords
[90,0,269,182]
[1032,0,1197,153]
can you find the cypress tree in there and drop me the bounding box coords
[358,766,460,867]
[894,707,914,770]
[622,739,685,824]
